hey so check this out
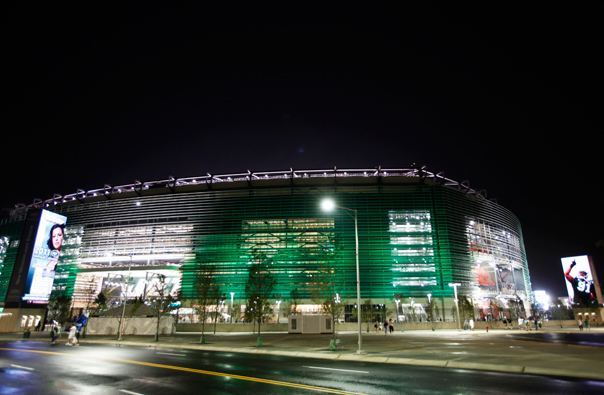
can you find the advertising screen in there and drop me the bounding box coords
[561,255,598,307]
[21,210,67,303]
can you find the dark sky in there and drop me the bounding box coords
[3,3,602,297]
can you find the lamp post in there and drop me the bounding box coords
[321,198,364,354]
[449,283,462,331]
[118,254,133,341]
[230,292,235,323]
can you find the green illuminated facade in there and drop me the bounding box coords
[0,168,532,319]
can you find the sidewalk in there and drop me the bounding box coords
[3,327,604,381]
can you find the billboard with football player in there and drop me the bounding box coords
[561,255,602,307]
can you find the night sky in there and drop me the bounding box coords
[3,3,602,298]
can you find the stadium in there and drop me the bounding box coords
[0,167,533,328]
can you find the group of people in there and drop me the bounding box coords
[517,317,542,331]
[374,319,395,334]
[50,322,80,346]
[578,317,591,331]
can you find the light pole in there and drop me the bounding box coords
[449,283,462,331]
[118,254,133,341]
[230,292,235,323]
[321,198,364,354]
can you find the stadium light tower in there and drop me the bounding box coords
[321,198,364,354]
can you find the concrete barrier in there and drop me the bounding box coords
[176,319,579,333]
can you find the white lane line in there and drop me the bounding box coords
[303,366,369,374]
[120,390,145,395]
[10,364,35,371]
[156,352,185,356]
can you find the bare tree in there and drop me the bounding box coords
[310,234,347,346]
[146,274,176,342]
[193,265,221,344]
[244,250,276,346]
[311,260,347,346]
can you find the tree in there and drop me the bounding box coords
[283,289,301,316]
[458,295,475,321]
[80,277,101,337]
[213,293,227,334]
[427,298,440,324]
[508,298,524,320]
[310,234,347,345]
[146,274,176,342]
[192,265,221,343]
[47,294,72,328]
[94,291,108,313]
[310,260,347,342]
[550,305,571,328]
[244,250,276,345]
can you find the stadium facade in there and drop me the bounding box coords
[0,167,533,326]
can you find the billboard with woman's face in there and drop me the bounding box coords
[19,210,67,303]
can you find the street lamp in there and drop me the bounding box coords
[449,283,462,331]
[230,292,235,323]
[321,198,364,354]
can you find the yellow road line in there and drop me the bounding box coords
[0,348,366,395]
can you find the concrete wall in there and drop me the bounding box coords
[0,308,46,333]
[87,316,174,336]
[176,319,585,333]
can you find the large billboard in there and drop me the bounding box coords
[561,255,602,307]
[6,209,67,305]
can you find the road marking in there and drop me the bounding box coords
[120,390,145,395]
[10,364,35,371]
[156,352,185,356]
[0,348,366,395]
[304,366,369,374]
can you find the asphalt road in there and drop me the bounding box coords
[1,341,603,394]
[504,332,604,347]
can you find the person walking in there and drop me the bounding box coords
[66,323,77,346]
[585,318,590,331]
[469,319,474,331]
[578,318,584,331]
[389,319,394,335]
[50,327,58,344]
[384,319,389,336]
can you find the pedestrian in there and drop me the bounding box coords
[464,319,468,331]
[585,318,590,331]
[389,319,394,335]
[504,319,508,330]
[469,319,474,331]
[50,327,58,344]
[384,319,389,335]
[525,319,530,331]
[518,317,523,330]
[578,318,583,331]
[534,318,538,331]
[538,319,542,331]
[66,323,77,346]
